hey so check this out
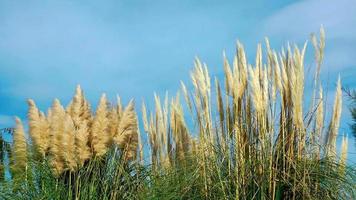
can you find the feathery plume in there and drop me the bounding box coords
[68,85,92,127]
[108,107,119,140]
[249,65,268,114]
[339,135,348,167]
[339,135,348,176]
[75,120,91,167]
[62,113,77,171]
[326,77,342,156]
[315,87,324,138]
[292,44,307,128]
[90,94,110,157]
[114,100,138,160]
[11,117,27,177]
[223,53,233,95]
[142,102,149,132]
[49,99,66,175]
[27,99,50,157]
[68,85,83,127]
[82,99,93,125]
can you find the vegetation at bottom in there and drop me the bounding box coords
[0,28,355,199]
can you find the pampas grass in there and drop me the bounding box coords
[141,27,355,199]
[49,99,67,175]
[326,77,343,157]
[11,86,140,178]
[114,100,139,160]
[11,117,27,179]
[28,99,50,158]
[1,28,355,200]
[75,120,91,167]
[91,94,110,157]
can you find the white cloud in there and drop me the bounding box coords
[262,0,356,40]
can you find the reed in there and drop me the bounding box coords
[1,28,355,199]
[142,27,355,199]
[10,117,27,179]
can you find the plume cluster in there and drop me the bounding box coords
[13,85,139,175]
[141,27,350,199]
[8,27,353,199]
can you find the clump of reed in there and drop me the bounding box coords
[22,86,140,176]
[4,85,142,199]
[141,28,355,199]
[3,28,356,199]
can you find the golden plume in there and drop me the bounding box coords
[113,100,138,160]
[90,94,110,157]
[326,77,342,156]
[62,113,77,171]
[68,85,93,126]
[82,98,93,126]
[27,99,50,157]
[291,43,307,129]
[249,64,268,115]
[11,117,28,177]
[108,107,119,140]
[75,120,91,167]
[49,99,66,175]
[65,85,92,166]
[67,85,83,127]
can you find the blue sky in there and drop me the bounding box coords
[0,0,356,158]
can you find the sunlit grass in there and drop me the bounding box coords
[1,28,355,200]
